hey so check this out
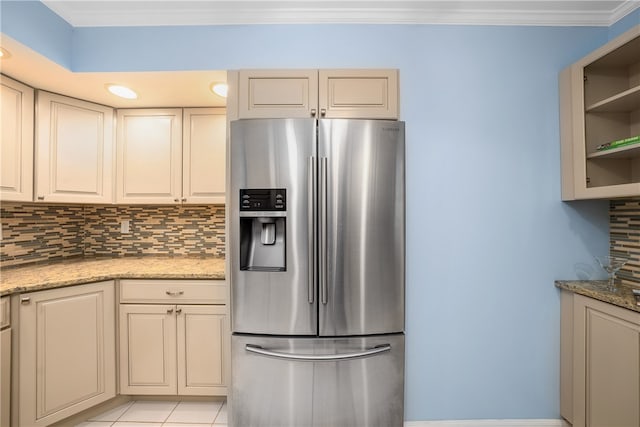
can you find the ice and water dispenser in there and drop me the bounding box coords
[239,189,286,271]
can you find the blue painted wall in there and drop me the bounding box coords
[0,0,73,68]
[3,1,639,421]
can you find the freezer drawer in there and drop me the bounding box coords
[230,333,404,427]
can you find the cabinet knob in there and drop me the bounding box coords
[176,308,182,315]
[174,198,180,203]
[167,308,174,314]
[37,196,45,201]
[310,109,317,117]
[320,108,326,117]
[181,198,187,202]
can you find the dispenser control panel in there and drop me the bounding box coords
[240,189,286,211]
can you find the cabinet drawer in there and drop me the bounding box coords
[120,279,226,304]
[0,297,9,329]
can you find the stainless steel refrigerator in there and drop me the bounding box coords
[229,118,405,427]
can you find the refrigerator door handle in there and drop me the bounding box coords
[319,157,328,305]
[245,343,391,361]
[308,156,317,304]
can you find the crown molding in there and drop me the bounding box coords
[41,1,640,27]
[609,0,640,24]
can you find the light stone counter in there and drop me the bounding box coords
[555,280,640,313]
[0,256,225,296]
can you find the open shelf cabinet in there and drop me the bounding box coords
[560,25,640,200]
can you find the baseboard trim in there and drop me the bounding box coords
[405,419,571,427]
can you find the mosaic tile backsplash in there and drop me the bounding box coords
[4,199,640,284]
[1,203,225,267]
[1,204,85,266]
[610,198,640,286]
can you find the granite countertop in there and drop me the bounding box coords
[555,280,640,313]
[0,256,226,297]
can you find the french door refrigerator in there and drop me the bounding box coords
[229,118,405,427]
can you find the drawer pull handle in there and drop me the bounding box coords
[166,290,184,296]
[167,308,174,314]
[20,297,31,305]
[176,308,182,314]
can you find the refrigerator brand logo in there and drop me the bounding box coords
[383,127,399,132]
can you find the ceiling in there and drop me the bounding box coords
[0,35,227,108]
[1,1,638,108]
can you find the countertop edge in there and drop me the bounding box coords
[0,257,226,297]
[555,280,640,313]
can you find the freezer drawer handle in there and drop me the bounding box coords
[245,343,391,361]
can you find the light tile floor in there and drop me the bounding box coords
[76,400,227,427]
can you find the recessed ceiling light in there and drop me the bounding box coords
[0,47,11,59]
[106,84,137,99]
[211,83,228,98]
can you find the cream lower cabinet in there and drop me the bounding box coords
[119,280,228,396]
[562,292,640,427]
[0,75,34,202]
[1,297,11,427]
[17,281,116,427]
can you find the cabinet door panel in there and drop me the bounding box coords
[0,76,34,201]
[177,305,227,395]
[119,304,177,395]
[36,91,114,203]
[238,70,318,118]
[0,328,10,427]
[183,108,226,203]
[319,69,399,119]
[586,308,640,427]
[572,295,640,427]
[39,293,101,414]
[19,281,115,427]
[117,109,182,203]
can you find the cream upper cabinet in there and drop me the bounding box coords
[116,109,183,204]
[183,108,226,204]
[318,69,399,119]
[235,69,399,120]
[35,91,115,203]
[560,24,640,200]
[561,292,640,427]
[0,75,34,202]
[117,108,226,204]
[18,281,116,427]
[238,69,318,119]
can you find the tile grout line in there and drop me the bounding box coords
[163,400,181,424]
